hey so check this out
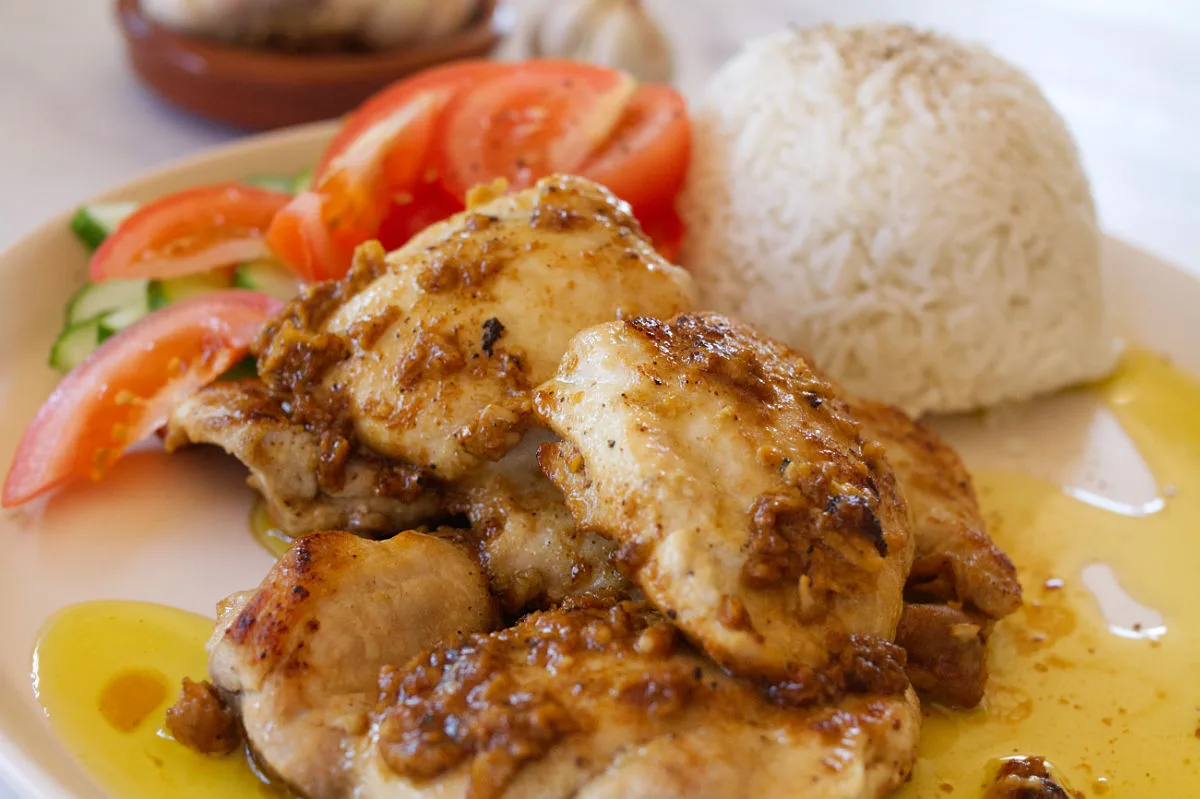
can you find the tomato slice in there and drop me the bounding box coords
[316,92,440,222]
[315,60,503,182]
[638,204,686,263]
[377,181,465,251]
[89,184,293,281]
[277,71,481,281]
[266,192,352,283]
[2,291,282,507]
[437,62,634,199]
[580,84,691,215]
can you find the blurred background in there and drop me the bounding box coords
[1,0,1198,272]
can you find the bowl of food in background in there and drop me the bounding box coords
[116,0,507,130]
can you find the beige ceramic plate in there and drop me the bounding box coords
[0,125,1196,799]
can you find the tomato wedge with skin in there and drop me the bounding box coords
[266,192,351,283]
[437,62,636,200]
[377,181,465,251]
[271,89,450,281]
[2,290,283,508]
[89,184,293,281]
[638,204,686,264]
[580,83,692,216]
[315,60,503,182]
[316,92,440,222]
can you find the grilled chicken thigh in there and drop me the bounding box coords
[535,313,914,681]
[851,399,1022,706]
[201,531,496,797]
[165,381,440,535]
[894,602,991,708]
[254,175,694,482]
[448,433,630,614]
[849,400,1021,619]
[359,599,920,799]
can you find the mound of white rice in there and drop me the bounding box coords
[680,24,1116,416]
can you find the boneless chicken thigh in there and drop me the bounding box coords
[199,531,495,797]
[356,599,920,799]
[850,399,1022,707]
[447,432,630,614]
[253,175,695,482]
[535,312,914,681]
[165,381,440,535]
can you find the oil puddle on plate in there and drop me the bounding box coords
[901,349,1200,797]
[32,601,279,799]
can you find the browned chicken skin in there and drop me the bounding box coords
[894,603,989,708]
[849,399,1021,617]
[165,381,440,536]
[253,175,694,483]
[851,399,1022,706]
[447,433,630,614]
[534,312,914,681]
[358,598,920,799]
[203,531,496,797]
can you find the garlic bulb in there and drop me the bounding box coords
[141,0,482,51]
[532,0,674,85]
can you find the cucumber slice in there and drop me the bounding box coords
[233,261,301,301]
[148,271,235,310]
[69,202,138,250]
[291,167,314,194]
[97,303,152,342]
[50,319,103,372]
[65,278,150,326]
[244,170,313,194]
[243,174,297,194]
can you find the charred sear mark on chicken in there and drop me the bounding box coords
[826,493,888,556]
[480,317,505,356]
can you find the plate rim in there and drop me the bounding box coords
[0,119,338,270]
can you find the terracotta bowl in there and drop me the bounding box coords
[116,0,505,131]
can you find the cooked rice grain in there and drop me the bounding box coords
[680,24,1116,415]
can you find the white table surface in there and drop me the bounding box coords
[0,0,1197,796]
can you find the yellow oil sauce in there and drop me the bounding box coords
[249,497,295,558]
[32,601,275,798]
[899,350,1200,797]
